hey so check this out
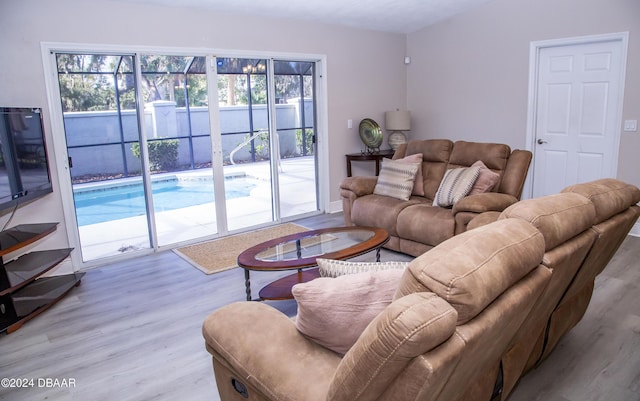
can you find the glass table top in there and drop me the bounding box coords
[255,229,376,262]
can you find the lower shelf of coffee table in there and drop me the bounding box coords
[258,268,321,300]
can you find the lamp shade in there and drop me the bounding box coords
[385,110,411,131]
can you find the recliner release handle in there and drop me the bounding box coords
[231,378,249,398]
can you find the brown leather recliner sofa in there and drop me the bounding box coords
[340,139,532,256]
[202,178,640,401]
[480,178,640,400]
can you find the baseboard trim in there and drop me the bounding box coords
[328,200,343,214]
[630,221,640,237]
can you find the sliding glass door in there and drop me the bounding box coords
[56,54,153,260]
[216,58,319,230]
[52,49,320,264]
[138,55,218,247]
[217,58,275,231]
[272,60,318,219]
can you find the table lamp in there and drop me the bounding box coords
[385,110,411,150]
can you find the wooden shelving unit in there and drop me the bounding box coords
[0,223,83,334]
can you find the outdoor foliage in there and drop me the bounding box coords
[218,74,268,105]
[296,129,315,156]
[247,131,270,160]
[56,54,209,112]
[56,54,130,112]
[57,54,314,112]
[131,139,179,172]
[275,74,313,105]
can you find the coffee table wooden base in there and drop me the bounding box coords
[258,268,321,301]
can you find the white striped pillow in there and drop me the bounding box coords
[373,159,420,201]
[317,258,410,278]
[433,166,481,207]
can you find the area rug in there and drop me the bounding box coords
[173,223,310,275]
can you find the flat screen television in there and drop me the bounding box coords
[0,107,53,214]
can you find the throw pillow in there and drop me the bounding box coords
[373,159,420,201]
[396,153,425,196]
[326,292,458,401]
[433,165,481,207]
[292,269,405,354]
[317,258,409,278]
[469,160,501,195]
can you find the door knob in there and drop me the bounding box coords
[537,139,548,144]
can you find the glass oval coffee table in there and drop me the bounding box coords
[237,226,389,301]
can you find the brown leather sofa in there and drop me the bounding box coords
[340,139,532,256]
[481,178,640,400]
[202,178,640,401]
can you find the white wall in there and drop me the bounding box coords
[406,0,640,189]
[0,0,407,252]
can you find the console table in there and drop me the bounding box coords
[345,149,395,177]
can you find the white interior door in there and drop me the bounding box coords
[530,35,627,198]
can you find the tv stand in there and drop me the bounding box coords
[0,223,83,333]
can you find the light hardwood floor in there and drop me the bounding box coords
[0,213,638,401]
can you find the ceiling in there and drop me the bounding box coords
[119,0,494,34]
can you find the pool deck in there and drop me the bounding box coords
[77,156,318,262]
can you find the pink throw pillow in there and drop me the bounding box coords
[469,160,500,195]
[292,269,404,354]
[396,153,424,196]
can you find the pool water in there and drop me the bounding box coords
[74,177,256,226]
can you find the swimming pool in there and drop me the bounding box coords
[74,176,257,226]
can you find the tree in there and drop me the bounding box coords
[56,54,210,112]
[275,75,313,103]
[57,54,125,112]
[56,54,312,111]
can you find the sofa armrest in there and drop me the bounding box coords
[452,193,518,214]
[340,176,378,197]
[203,302,341,401]
[498,149,532,199]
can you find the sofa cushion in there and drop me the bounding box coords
[397,204,456,246]
[373,158,421,201]
[292,269,405,354]
[469,160,501,195]
[433,165,481,207]
[499,193,596,251]
[448,141,511,171]
[395,219,545,324]
[317,258,409,278]
[396,153,425,196]
[398,139,454,199]
[561,178,640,224]
[352,194,424,236]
